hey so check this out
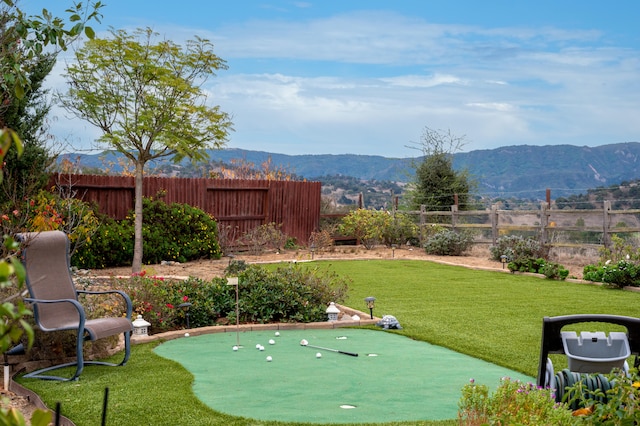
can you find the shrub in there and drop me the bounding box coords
[540,261,570,280]
[490,235,548,262]
[582,235,640,288]
[423,229,473,255]
[235,264,349,323]
[381,212,419,247]
[239,222,288,254]
[583,260,640,288]
[71,198,221,268]
[114,272,232,333]
[339,209,418,249]
[135,197,221,264]
[71,217,134,269]
[564,368,640,424]
[507,258,569,280]
[597,234,640,264]
[308,229,334,251]
[339,209,387,249]
[108,263,349,333]
[458,377,574,425]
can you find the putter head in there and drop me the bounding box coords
[300,339,308,346]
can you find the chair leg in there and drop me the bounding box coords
[23,331,131,381]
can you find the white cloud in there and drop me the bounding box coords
[38,6,640,157]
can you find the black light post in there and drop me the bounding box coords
[364,296,376,319]
[177,302,192,329]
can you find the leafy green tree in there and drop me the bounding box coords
[408,127,475,211]
[58,27,233,272]
[0,1,101,424]
[0,53,56,234]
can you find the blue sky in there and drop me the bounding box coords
[21,0,640,158]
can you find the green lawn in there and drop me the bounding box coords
[18,259,640,426]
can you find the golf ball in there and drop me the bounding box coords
[275,332,280,337]
[266,356,272,362]
[268,339,275,345]
[232,346,238,351]
[259,345,265,351]
[316,352,322,358]
[256,344,261,349]
[184,332,190,337]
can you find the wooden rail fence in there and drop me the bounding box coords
[406,200,640,249]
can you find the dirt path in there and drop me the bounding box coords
[86,246,589,280]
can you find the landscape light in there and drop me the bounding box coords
[364,296,376,319]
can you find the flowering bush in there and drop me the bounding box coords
[583,236,640,288]
[458,377,574,425]
[583,260,640,288]
[564,368,640,424]
[72,197,221,268]
[107,263,349,333]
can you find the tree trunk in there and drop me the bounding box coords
[132,162,145,273]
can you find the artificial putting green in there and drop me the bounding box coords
[155,328,532,423]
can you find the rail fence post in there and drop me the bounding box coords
[603,200,612,248]
[491,204,498,245]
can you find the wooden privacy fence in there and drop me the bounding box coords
[50,174,321,245]
[407,201,640,249]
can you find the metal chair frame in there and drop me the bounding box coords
[18,231,133,381]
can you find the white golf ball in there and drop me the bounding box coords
[266,356,272,362]
[232,346,238,351]
[259,345,265,351]
[184,332,190,337]
[256,344,261,349]
[316,352,322,358]
[268,339,275,345]
[275,332,280,337]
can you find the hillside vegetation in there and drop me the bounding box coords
[59,141,640,205]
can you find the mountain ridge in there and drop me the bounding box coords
[60,142,640,199]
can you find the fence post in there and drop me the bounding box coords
[491,204,499,244]
[420,204,426,245]
[540,202,549,245]
[451,204,458,230]
[603,200,611,248]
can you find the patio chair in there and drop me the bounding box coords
[17,230,133,381]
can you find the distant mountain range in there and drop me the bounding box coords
[59,142,640,199]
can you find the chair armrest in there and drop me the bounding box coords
[23,297,87,332]
[76,289,133,319]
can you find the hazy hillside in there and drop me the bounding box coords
[454,143,640,198]
[59,142,640,199]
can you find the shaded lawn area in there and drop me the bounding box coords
[18,259,640,425]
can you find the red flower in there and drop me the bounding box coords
[182,296,188,302]
[166,303,174,309]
